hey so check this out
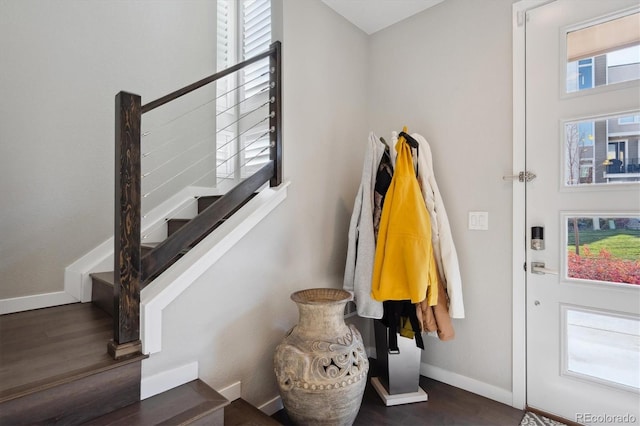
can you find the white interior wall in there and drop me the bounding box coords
[140,0,370,407]
[0,1,217,299]
[1,0,519,407]
[367,0,515,392]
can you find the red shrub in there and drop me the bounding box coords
[567,247,640,285]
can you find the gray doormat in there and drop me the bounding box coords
[520,411,568,426]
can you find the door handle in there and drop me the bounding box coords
[531,261,558,275]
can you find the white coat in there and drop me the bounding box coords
[343,132,386,319]
[410,133,465,318]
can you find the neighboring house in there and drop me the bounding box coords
[566,47,640,185]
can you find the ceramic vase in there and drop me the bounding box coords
[274,288,369,426]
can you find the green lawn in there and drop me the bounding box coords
[567,229,640,261]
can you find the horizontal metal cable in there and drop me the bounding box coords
[215,85,269,118]
[216,98,270,135]
[215,69,268,101]
[218,134,272,182]
[141,200,197,241]
[215,112,273,156]
[142,132,216,179]
[142,134,179,158]
[216,127,272,172]
[142,91,270,159]
[142,68,269,138]
[141,113,272,199]
[141,128,273,240]
[187,126,273,189]
[141,47,273,113]
[142,150,216,199]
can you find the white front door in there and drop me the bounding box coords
[525,0,640,423]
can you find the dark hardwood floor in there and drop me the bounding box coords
[272,359,525,426]
[0,303,123,400]
[1,305,525,425]
[0,303,150,425]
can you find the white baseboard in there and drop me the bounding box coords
[255,363,511,416]
[218,381,241,402]
[258,395,283,416]
[420,362,513,406]
[366,345,376,359]
[64,242,113,303]
[369,340,511,407]
[0,291,78,315]
[141,360,199,400]
[63,186,210,304]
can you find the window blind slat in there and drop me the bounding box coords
[244,24,270,47]
[245,9,270,31]
[242,0,271,106]
[217,0,271,175]
[244,0,269,22]
[245,35,270,56]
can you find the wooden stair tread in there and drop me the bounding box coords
[142,242,160,256]
[92,271,115,286]
[90,192,261,317]
[83,379,229,425]
[167,218,189,237]
[0,303,145,403]
[197,195,223,213]
[225,398,282,426]
[93,192,259,286]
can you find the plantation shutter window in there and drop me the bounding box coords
[243,0,271,97]
[240,0,271,176]
[216,0,271,179]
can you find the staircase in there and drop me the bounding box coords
[0,303,147,425]
[90,193,257,316]
[0,302,279,425]
[0,191,277,425]
[0,41,283,425]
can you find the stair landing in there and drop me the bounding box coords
[225,398,282,425]
[0,303,141,399]
[85,379,229,425]
[0,303,146,425]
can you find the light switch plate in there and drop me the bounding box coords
[469,211,489,230]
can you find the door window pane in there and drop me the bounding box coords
[563,306,640,391]
[565,12,640,93]
[564,113,640,186]
[565,216,640,285]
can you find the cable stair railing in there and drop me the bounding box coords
[107,41,282,359]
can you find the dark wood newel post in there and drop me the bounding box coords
[110,91,143,359]
[269,40,282,187]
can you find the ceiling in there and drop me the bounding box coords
[321,0,446,35]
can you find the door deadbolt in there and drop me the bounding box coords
[531,226,544,250]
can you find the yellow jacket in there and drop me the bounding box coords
[371,133,438,305]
